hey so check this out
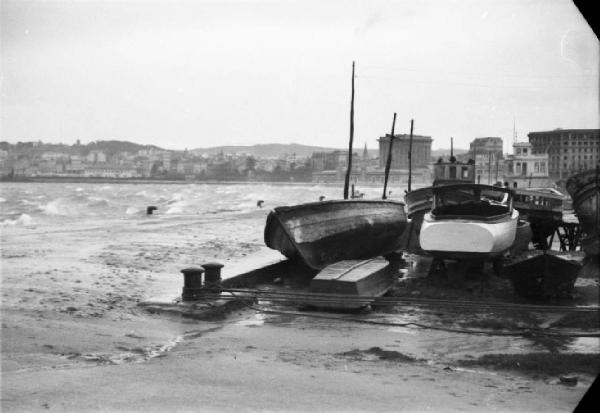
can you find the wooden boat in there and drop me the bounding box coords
[420,184,519,260]
[505,251,582,298]
[264,200,407,270]
[513,188,563,248]
[566,168,599,232]
[305,258,397,309]
[404,160,476,220]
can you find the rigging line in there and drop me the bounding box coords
[223,292,600,338]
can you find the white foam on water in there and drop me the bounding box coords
[41,199,67,215]
[0,197,5,203]
[1,213,33,226]
[125,206,140,215]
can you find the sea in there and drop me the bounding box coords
[0,182,400,227]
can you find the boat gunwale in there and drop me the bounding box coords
[270,199,406,215]
[426,210,517,224]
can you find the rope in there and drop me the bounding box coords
[211,287,599,313]
[194,288,600,338]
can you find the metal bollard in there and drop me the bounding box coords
[180,267,205,301]
[202,262,224,293]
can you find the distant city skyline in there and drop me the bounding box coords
[2,0,598,152]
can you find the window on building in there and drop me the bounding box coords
[449,166,457,179]
[534,162,540,172]
[515,163,521,174]
[540,162,546,173]
[523,148,528,156]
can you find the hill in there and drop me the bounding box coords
[191,143,343,158]
[431,148,469,158]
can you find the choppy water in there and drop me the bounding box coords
[0,182,399,228]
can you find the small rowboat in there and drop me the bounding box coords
[306,258,398,309]
[505,251,582,298]
[264,200,407,270]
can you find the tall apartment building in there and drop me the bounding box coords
[378,134,432,169]
[468,137,504,185]
[527,129,600,180]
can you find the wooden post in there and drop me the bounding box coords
[382,113,397,199]
[407,119,414,192]
[343,61,355,200]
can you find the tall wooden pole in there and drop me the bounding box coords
[382,113,397,199]
[407,119,414,192]
[450,137,454,160]
[343,61,355,200]
[488,152,492,185]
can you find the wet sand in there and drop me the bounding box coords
[1,192,598,411]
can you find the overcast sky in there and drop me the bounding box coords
[1,0,598,151]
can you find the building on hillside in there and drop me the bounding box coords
[83,164,141,178]
[527,129,600,180]
[86,150,107,164]
[503,142,550,188]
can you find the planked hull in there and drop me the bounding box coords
[566,169,600,232]
[506,251,582,297]
[404,187,433,219]
[264,200,407,270]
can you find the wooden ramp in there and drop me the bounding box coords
[306,258,397,309]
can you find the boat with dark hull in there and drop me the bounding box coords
[420,184,518,260]
[264,200,407,270]
[505,251,582,298]
[513,188,564,248]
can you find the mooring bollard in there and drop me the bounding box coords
[202,262,224,293]
[180,267,205,301]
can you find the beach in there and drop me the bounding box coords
[1,182,597,411]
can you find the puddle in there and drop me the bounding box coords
[235,311,266,327]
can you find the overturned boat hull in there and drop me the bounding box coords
[306,258,397,309]
[264,200,407,270]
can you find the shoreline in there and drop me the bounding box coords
[0,177,426,188]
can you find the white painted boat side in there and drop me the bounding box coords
[420,210,519,254]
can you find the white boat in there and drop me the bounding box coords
[420,184,519,260]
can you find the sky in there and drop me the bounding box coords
[1,0,598,152]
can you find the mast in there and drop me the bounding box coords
[382,113,397,199]
[407,119,414,192]
[488,152,492,184]
[343,61,355,200]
